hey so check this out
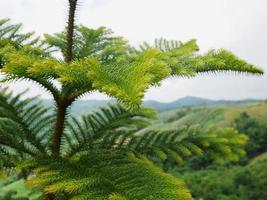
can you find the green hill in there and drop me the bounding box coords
[157,102,267,129]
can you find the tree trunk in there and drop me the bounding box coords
[65,0,78,63]
[52,103,68,156]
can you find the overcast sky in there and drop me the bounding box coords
[0,0,267,102]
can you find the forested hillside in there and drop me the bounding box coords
[175,153,267,200]
[157,102,267,129]
[163,102,267,200]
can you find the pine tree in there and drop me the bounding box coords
[0,0,264,199]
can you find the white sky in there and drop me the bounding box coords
[0,0,267,102]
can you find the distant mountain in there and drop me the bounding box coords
[42,96,264,115]
[144,96,263,112]
[143,96,215,111]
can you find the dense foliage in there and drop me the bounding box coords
[235,112,267,158]
[177,154,267,200]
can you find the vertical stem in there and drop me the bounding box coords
[65,0,78,63]
[52,0,78,156]
[52,102,68,156]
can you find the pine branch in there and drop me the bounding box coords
[24,151,192,200]
[122,126,248,165]
[62,104,156,157]
[0,88,54,160]
[45,25,129,62]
